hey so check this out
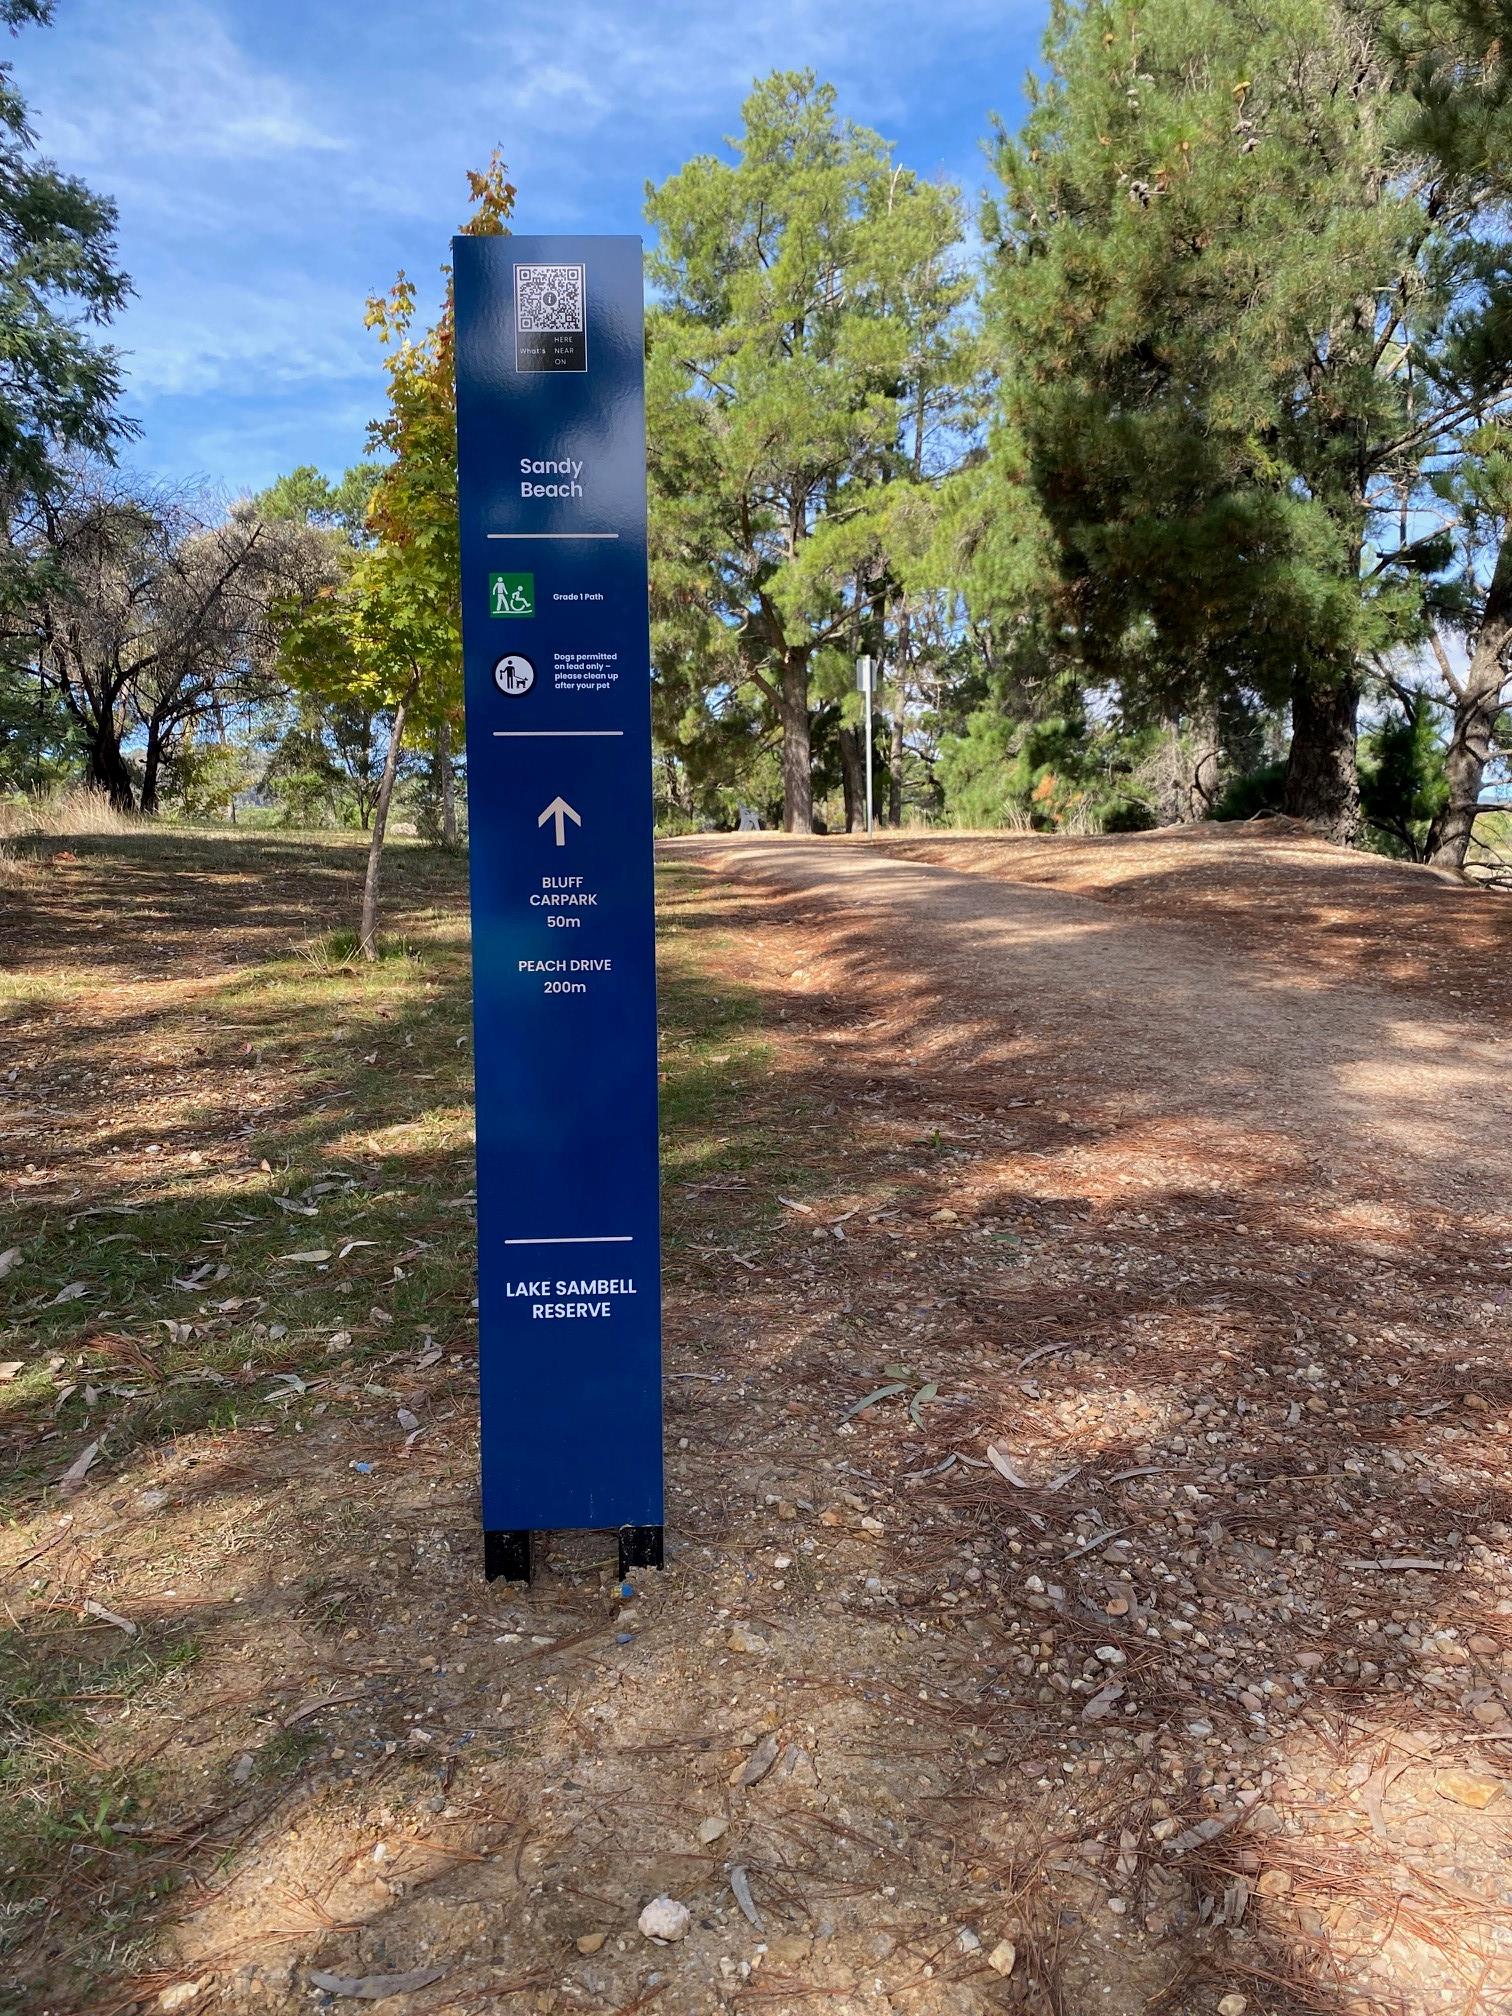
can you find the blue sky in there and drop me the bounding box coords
[15,0,1045,498]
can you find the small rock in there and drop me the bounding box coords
[727,1624,769,1656]
[1436,1771,1502,1810]
[1094,1645,1127,1667]
[158,1985,204,2013]
[987,1939,1016,1976]
[958,1929,981,1953]
[577,1932,608,1954]
[1217,1997,1248,2016]
[698,1815,731,1844]
[1256,1868,1292,1897]
[767,1935,810,1964]
[1471,1701,1510,1728]
[638,1896,691,1943]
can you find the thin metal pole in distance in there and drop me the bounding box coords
[856,653,875,835]
[864,673,874,834]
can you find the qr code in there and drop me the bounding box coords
[516,264,585,334]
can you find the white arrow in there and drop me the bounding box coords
[537,796,582,846]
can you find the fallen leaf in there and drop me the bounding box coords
[306,1968,444,2002]
[0,1247,21,1279]
[986,1441,1081,1492]
[50,1281,88,1305]
[82,1597,137,1637]
[283,1687,366,1728]
[1082,1679,1125,1722]
[58,1439,100,1491]
[738,1733,780,1786]
[0,1361,23,1382]
[986,1442,1033,1489]
[397,1407,420,1432]
[730,1864,763,1930]
[840,1382,906,1422]
[279,1250,332,1265]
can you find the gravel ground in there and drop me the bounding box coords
[5,824,1510,2016]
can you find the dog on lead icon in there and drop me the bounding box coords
[493,652,536,696]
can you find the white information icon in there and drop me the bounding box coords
[493,652,536,696]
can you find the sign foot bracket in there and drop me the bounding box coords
[618,1524,664,1577]
[484,1529,533,1583]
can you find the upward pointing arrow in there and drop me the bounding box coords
[537,796,582,847]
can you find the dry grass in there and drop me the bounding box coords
[0,784,140,841]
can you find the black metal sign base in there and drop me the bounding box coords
[484,1525,665,1585]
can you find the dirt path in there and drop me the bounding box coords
[685,833,1512,1194]
[4,827,1511,2016]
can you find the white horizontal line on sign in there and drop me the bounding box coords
[504,1235,633,1245]
[486,531,620,539]
[492,730,624,738]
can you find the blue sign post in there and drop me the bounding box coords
[453,235,663,1583]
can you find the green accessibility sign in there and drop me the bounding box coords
[489,571,535,618]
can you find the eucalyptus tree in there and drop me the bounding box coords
[0,468,315,808]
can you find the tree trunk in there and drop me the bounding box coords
[438,715,458,848]
[778,653,813,834]
[1282,669,1361,843]
[85,722,135,811]
[359,686,415,961]
[1427,542,1512,872]
[139,720,165,816]
[838,725,864,832]
[890,597,910,826]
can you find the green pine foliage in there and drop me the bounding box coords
[645,71,969,833]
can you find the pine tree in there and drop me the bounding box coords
[645,72,966,833]
[978,0,1464,843]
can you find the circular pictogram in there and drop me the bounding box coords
[493,652,536,697]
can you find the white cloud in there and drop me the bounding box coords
[9,0,1042,485]
[114,270,374,399]
[32,0,345,167]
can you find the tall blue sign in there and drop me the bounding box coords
[453,235,663,1583]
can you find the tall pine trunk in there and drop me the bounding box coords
[889,594,910,826]
[359,681,417,961]
[438,714,458,848]
[1282,669,1361,844]
[1428,543,1512,872]
[838,724,864,831]
[778,652,813,834]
